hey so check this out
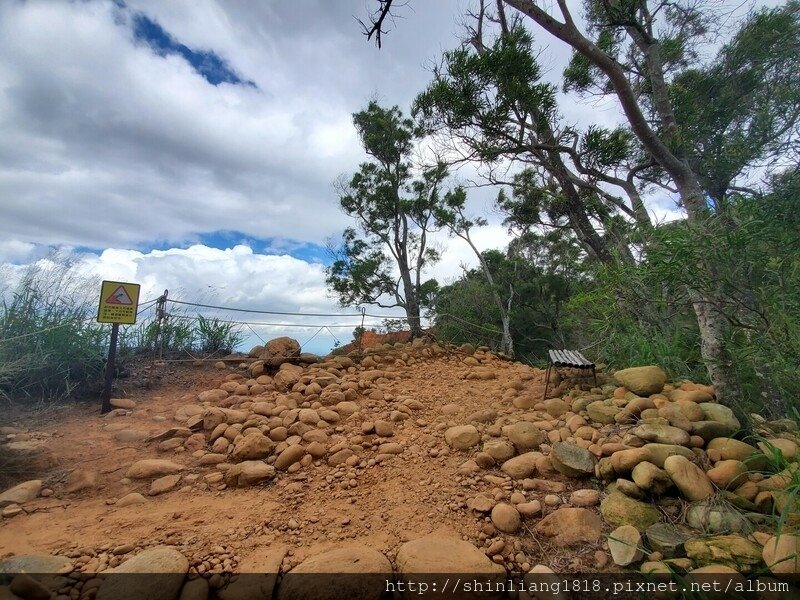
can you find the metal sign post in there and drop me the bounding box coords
[97,280,141,414]
[101,323,119,414]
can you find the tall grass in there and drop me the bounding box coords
[118,312,244,358]
[0,255,108,404]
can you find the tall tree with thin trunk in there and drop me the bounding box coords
[435,187,516,356]
[326,102,444,338]
[413,6,652,265]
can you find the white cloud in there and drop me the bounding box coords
[0,0,465,251]
[0,241,38,264]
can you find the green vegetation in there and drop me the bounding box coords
[344,0,800,420]
[0,256,107,404]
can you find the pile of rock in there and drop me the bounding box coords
[445,363,799,578]
[127,337,473,499]
[3,338,798,585]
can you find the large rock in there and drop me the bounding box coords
[535,508,603,545]
[405,532,490,569]
[685,502,748,534]
[4,441,56,471]
[116,492,147,507]
[277,546,390,600]
[586,401,620,424]
[0,554,71,574]
[126,460,184,479]
[482,439,515,462]
[645,523,690,558]
[198,389,228,404]
[224,461,276,487]
[706,460,747,490]
[685,535,762,573]
[149,474,181,496]
[274,445,305,470]
[631,423,690,446]
[248,344,265,358]
[232,434,275,461]
[608,525,643,566]
[444,426,480,450]
[500,453,538,479]
[692,403,741,440]
[550,442,596,477]
[263,337,301,367]
[706,437,759,462]
[763,534,800,581]
[0,480,41,508]
[631,462,673,495]
[544,398,570,417]
[395,533,504,596]
[273,363,304,391]
[97,546,188,600]
[663,455,714,501]
[490,503,521,533]
[613,366,667,396]
[600,489,660,530]
[504,422,543,450]
[222,546,287,600]
[642,443,695,468]
[758,438,798,460]
[610,447,652,474]
[8,573,51,599]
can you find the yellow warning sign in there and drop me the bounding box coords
[97,280,140,324]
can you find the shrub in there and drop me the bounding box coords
[195,315,244,355]
[0,255,108,404]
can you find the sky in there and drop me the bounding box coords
[0,0,779,354]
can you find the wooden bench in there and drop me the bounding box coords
[543,349,597,400]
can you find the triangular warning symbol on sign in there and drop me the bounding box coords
[106,286,133,305]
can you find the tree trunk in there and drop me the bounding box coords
[677,175,745,413]
[459,229,516,357]
[688,288,747,426]
[399,267,424,338]
[500,308,513,357]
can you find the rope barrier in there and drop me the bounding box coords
[166,298,365,318]
[300,326,326,348]
[439,312,503,335]
[0,286,557,362]
[163,312,388,329]
[136,298,159,317]
[165,297,433,321]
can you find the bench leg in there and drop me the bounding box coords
[543,363,552,400]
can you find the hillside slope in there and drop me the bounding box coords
[0,338,797,596]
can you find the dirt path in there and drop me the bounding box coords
[0,344,607,576]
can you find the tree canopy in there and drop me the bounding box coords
[326,102,445,337]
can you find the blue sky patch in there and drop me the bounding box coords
[130,12,256,88]
[90,231,332,265]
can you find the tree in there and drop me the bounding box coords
[360,0,800,411]
[499,0,799,410]
[326,102,445,338]
[434,241,577,359]
[413,11,650,266]
[434,187,517,356]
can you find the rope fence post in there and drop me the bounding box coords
[154,289,168,359]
